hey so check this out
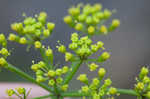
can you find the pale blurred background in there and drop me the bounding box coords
[0,0,150,99]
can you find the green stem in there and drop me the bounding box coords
[31,94,54,99]
[117,88,138,96]
[5,63,53,92]
[62,60,83,85]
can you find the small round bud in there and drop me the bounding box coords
[140,67,149,76]
[104,78,112,86]
[98,68,106,78]
[75,23,83,31]
[43,29,50,37]
[38,12,47,23]
[92,78,100,86]
[78,14,86,22]
[38,61,46,68]
[0,34,5,42]
[103,9,112,19]
[0,48,9,56]
[109,87,117,95]
[6,89,14,96]
[19,37,27,44]
[11,23,23,32]
[136,82,144,90]
[61,84,68,91]
[143,76,150,84]
[57,45,66,53]
[62,66,69,74]
[97,41,104,48]
[89,63,98,71]
[36,70,44,76]
[34,41,42,48]
[48,70,56,77]
[8,34,17,41]
[69,43,78,50]
[24,17,36,25]
[112,19,120,28]
[16,87,25,94]
[91,44,99,52]
[65,52,73,61]
[56,68,62,76]
[64,16,72,24]
[45,48,53,56]
[36,76,46,82]
[77,74,88,83]
[47,22,55,30]
[100,25,107,35]
[48,79,55,86]
[86,16,93,24]
[98,52,110,62]
[68,7,80,16]
[81,86,89,93]
[0,57,7,66]
[93,4,102,11]
[56,77,63,84]
[31,64,39,72]
[88,26,95,35]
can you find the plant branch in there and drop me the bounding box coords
[5,63,53,92]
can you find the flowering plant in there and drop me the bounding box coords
[0,3,149,99]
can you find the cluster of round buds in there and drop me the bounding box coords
[68,32,105,60]
[6,87,29,98]
[8,12,55,49]
[31,61,70,92]
[78,70,118,99]
[0,33,9,68]
[64,3,120,36]
[134,67,150,98]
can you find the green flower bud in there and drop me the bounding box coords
[48,79,55,86]
[140,67,149,76]
[31,64,39,72]
[91,44,99,52]
[6,89,14,96]
[86,16,93,24]
[57,45,66,53]
[11,23,23,32]
[92,78,100,86]
[65,52,73,61]
[0,57,7,67]
[56,68,62,76]
[43,29,50,37]
[56,77,63,84]
[109,87,117,95]
[93,4,102,11]
[38,12,47,23]
[36,70,44,76]
[64,16,72,24]
[98,68,106,78]
[103,9,112,19]
[23,25,36,34]
[145,91,150,99]
[36,76,46,82]
[112,19,120,28]
[75,23,83,31]
[68,7,80,16]
[8,34,17,41]
[16,87,25,94]
[143,76,150,84]
[47,22,55,30]
[0,34,6,42]
[88,26,95,35]
[98,52,110,62]
[78,14,86,22]
[61,84,68,91]
[0,48,9,56]
[34,22,42,29]
[34,41,42,48]
[81,86,89,93]
[135,82,144,91]
[48,70,56,77]
[77,74,88,83]
[38,61,46,68]
[89,63,98,71]
[19,37,27,44]
[24,17,36,25]
[100,25,107,35]
[104,78,112,86]
[97,41,104,49]
[62,66,69,74]
[45,48,53,56]
[69,43,78,50]
[95,12,104,19]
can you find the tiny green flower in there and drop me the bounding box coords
[75,23,83,31]
[56,68,62,76]
[61,84,68,91]
[36,75,46,82]
[38,61,46,68]
[48,70,56,77]
[135,82,144,91]
[88,26,95,35]
[77,74,88,83]
[45,48,53,56]
[6,89,14,96]
[112,19,120,28]
[104,78,112,86]
[103,9,112,19]
[19,37,27,44]
[48,79,55,86]
[0,57,7,66]
[64,16,72,24]
[100,25,107,35]
[34,41,42,48]
[58,45,66,53]
[43,29,50,37]
[62,66,69,74]
[47,22,55,30]
[31,64,39,72]
[89,63,98,71]
[0,34,6,42]
[56,77,63,84]
[81,86,89,93]
[16,87,25,94]
[65,52,73,61]
[109,87,117,95]
[98,68,106,78]
[8,34,17,41]
[0,48,9,56]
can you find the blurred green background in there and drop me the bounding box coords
[0,0,150,99]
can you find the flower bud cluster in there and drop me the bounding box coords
[0,33,9,67]
[58,32,105,60]
[78,68,118,99]
[6,87,29,98]
[31,60,70,92]
[134,67,150,98]
[64,4,120,35]
[8,12,55,49]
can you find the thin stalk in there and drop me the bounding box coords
[5,63,53,92]
[62,60,83,85]
[31,94,53,99]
